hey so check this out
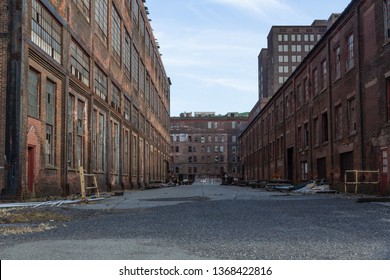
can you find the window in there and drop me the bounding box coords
[385,0,390,40]
[111,5,121,65]
[124,30,131,79]
[73,0,90,22]
[139,62,145,95]
[31,0,62,63]
[68,96,86,168]
[94,65,108,101]
[132,134,138,176]
[322,112,329,143]
[95,0,108,44]
[132,0,139,24]
[304,122,309,148]
[28,69,40,119]
[335,104,343,140]
[303,78,309,103]
[132,106,138,129]
[132,45,139,91]
[111,84,121,112]
[232,135,237,143]
[111,121,120,174]
[321,60,327,90]
[124,97,131,121]
[314,117,319,147]
[298,126,302,150]
[123,129,130,175]
[92,109,106,172]
[46,80,56,166]
[334,45,341,79]
[313,68,319,96]
[297,83,303,108]
[301,161,308,180]
[346,33,354,71]
[347,98,356,133]
[70,40,90,87]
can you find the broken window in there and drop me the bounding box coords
[31,0,62,63]
[73,0,90,22]
[46,79,56,166]
[71,40,90,87]
[94,65,108,101]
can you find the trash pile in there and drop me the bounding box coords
[293,180,337,194]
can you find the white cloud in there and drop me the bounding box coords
[209,0,292,17]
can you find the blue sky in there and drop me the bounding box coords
[146,0,352,117]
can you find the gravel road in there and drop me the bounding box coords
[1,184,390,260]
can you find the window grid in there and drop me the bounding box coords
[334,46,341,79]
[132,45,139,91]
[124,30,131,80]
[111,5,121,65]
[346,33,354,71]
[94,66,108,102]
[70,40,90,87]
[31,0,62,63]
[73,0,90,22]
[95,0,108,44]
[111,84,121,112]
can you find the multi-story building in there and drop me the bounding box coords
[241,0,390,194]
[0,0,171,199]
[259,20,330,102]
[170,112,249,183]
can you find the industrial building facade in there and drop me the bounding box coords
[241,0,390,194]
[170,113,249,183]
[0,0,171,199]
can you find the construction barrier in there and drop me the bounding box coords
[344,170,379,194]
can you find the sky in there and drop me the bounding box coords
[146,0,352,117]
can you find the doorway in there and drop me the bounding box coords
[287,147,294,181]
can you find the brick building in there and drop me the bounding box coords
[241,0,390,194]
[170,112,249,183]
[0,0,171,199]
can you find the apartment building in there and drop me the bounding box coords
[170,113,249,183]
[241,0,390,194]
[0,0,171,199]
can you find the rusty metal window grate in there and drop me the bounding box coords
[31,0,62,63]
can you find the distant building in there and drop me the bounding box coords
[0,0,171,199]
[170,112,249,182]
[241,0,390,195]
[259,20,328,102]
